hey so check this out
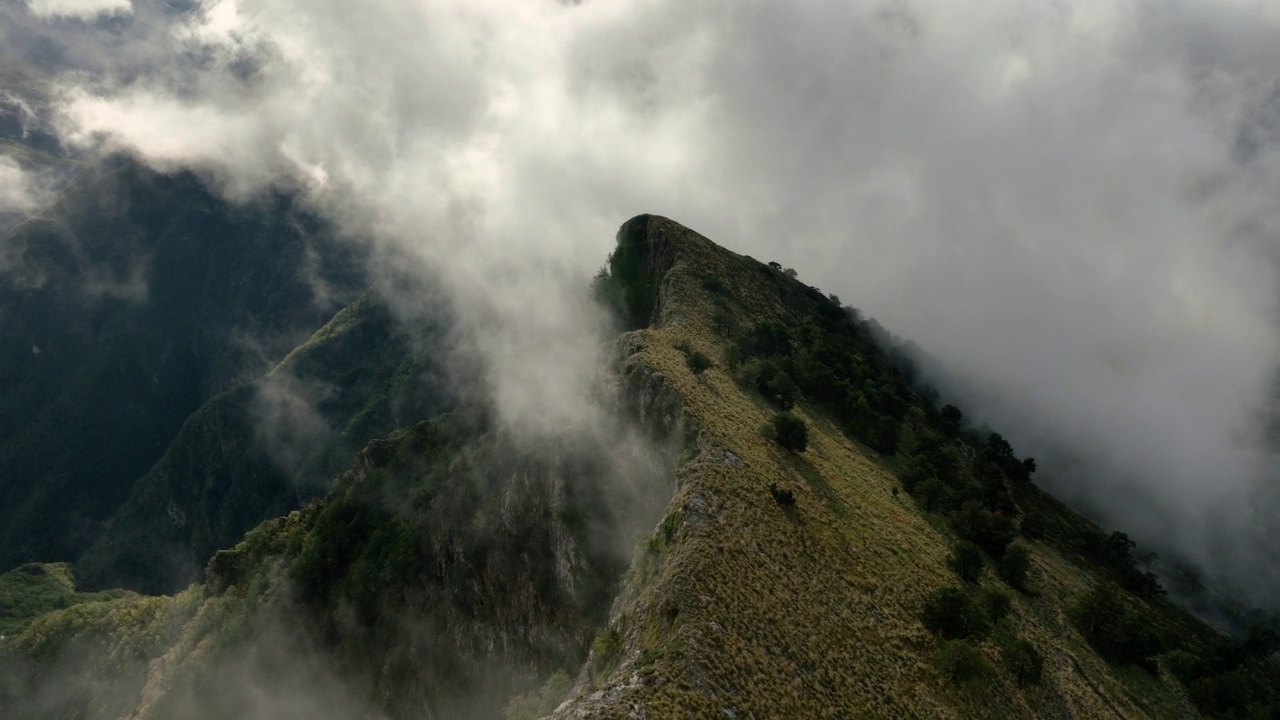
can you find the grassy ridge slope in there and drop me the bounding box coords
[554,215,1246,719]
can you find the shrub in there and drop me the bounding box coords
[950,541,985,584]
[934,640,989,684]
[769,483,796,508]
[999,542,1031,591]
[1000,638,1043,686]
[592,627,622,661]
[686,350,712,375]
[922,587,990,641]
[765,412,808,453]
[979,585,1013,623]
[763,369,798,409]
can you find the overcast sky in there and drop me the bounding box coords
[4,0,1280,605]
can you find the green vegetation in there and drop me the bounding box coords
[950,541,985,584]
[762,411,808,452]
[0,563,130,636]
[934,640,990,684]
[0,157,366,578]
[1070,585,1165,672]
[76,290,454,594]
[998,638,1043,687]
[604,215,662,329]
[922,587,991,641]
[998,542,1031,591]
[1164,625,1280,718]
[978,585,1013,624]
[592,628,622,662]
[768,482,796,508]
[685,350,712,374]
[1067,528,1165,599]
[504,671,573,720]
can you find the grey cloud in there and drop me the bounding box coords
[20,0,1280,604]
[24,0,132,21]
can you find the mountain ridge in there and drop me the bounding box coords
[1,214,1276,719]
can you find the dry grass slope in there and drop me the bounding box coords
[554,216,1200,719]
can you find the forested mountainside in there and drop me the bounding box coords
[1,215,1276,719]
[0,157,366,574]
[76,289,458,594]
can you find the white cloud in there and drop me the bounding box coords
[25,0,132,21]
[0,155,52,214]
[40,0,1280,603]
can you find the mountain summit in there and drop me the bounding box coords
[1,215,1276,719]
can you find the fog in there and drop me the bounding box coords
[5,0,1280,606]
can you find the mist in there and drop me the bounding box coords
[4,0,1280,608]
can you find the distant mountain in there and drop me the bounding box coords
[1,216,1276,719]
[0,156,366,573]
[76,290,457,594]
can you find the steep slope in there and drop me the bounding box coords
[0,401,676,720]
[553,215,1274,718]
[76,290,456,594]
[0,157,365,570]
[1,215,1275,720]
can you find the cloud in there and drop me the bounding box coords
[27,0,1280,605]
[0,156,53,215]
[24,0,132,21]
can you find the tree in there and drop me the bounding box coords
[1001,639,1043,686]
[1071,585,1164,672]
[916,477,947,512]
[999,542,1031,591]
[935,640,988,684]
[950,541,985,584]
[979,585,1013,623]
[872,415,899,455]
[766,412,808,453]
[986,432,1014,462]
[1019,513,1044,540]
[952,501,1017,558]
[940,404,963,432]
[1244,623,1280,658]
[922,587,990,641]
[686,350,712,375]
[1019,457,1037,482]
[764,370,799,409]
